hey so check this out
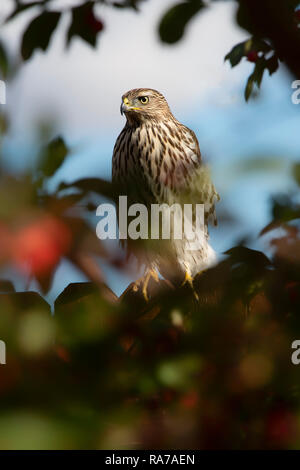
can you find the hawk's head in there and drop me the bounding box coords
[120,88,171,123]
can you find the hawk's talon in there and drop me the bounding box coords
[133,268,159,301]
[181,271,199,301]
[181,271,194,288]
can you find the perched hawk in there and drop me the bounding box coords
[112,88,219,299]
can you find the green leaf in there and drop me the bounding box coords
[39,136,69,178]
[0,280,15,293]
[244,59,266,101]
[21,11,61,61]
[55,282,99,309]
[225,42,246,67]
[0,114,9,134]
[225,37,273,68]
[67,2,104,48]
[248,37,273,54]
[293,162,300,186]
[59,178,117,201]
[272,195,300,222]
[0,291,51,313]
[158,0,204,45]
[234,156,284,174]
[245,73,255,101]
[225,246,272,272]
[0,41,9,78]
[265,55,279,75]
[224,35,279,102]
[112,0,143,10]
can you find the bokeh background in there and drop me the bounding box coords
[1,0,298,303]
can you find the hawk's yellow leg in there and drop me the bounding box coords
[133,268,159,301]
[181,271,199,301]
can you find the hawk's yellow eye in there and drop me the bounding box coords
[138,96,149,104]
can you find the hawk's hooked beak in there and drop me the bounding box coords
[120,97,128,115]
[120,97,141,115]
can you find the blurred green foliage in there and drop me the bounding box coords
[67,2,104,48]
[225,37,279,101]
[0,122,299,448]
[3,0,300,99]
[21,11,61,61]
[37,136,69,179]
[158,0,204,44]
[158,0,300,100]
[4,0,145,60]
[2,237,300,449]
[0,40,9,79]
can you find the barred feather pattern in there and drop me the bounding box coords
[112,88,219,282]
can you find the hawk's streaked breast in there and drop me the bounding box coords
[112,88,219,281]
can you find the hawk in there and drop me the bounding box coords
[112,88,219,299]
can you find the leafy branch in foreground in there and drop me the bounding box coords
[225,37,279,101]
[2,1,300,101]
[3,0,145,61]
[158,0,300,101]
[2,234,300,448]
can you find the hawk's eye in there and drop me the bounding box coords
[138,96,149,104]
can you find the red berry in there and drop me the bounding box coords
[295,10,300,21]
[247,50,259,63]
[13,216,71,276]
[86,11,104,33]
